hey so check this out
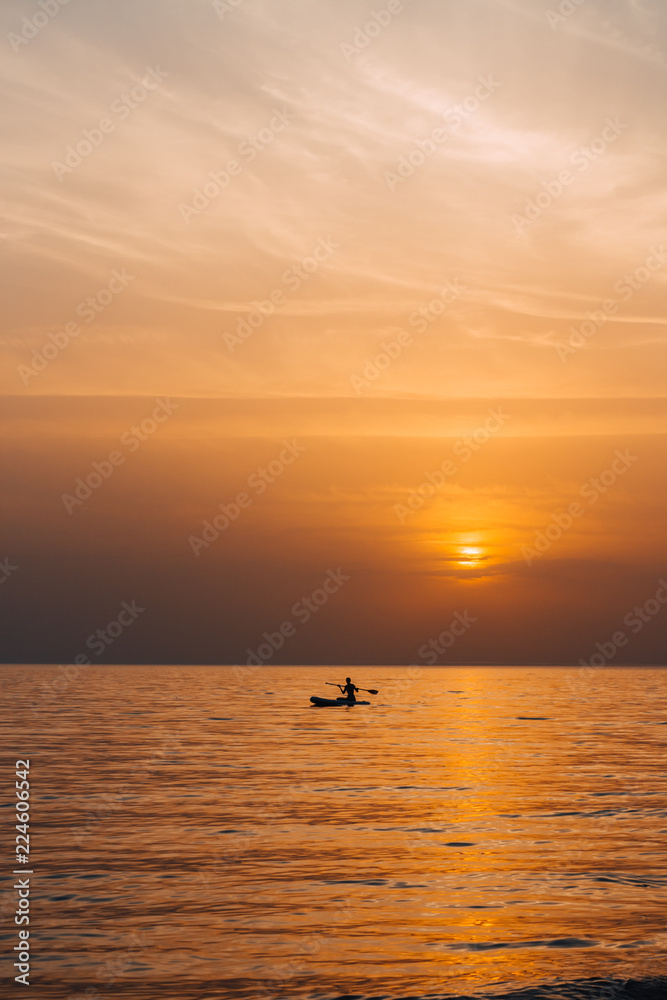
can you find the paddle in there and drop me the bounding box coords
[326,682,379,695]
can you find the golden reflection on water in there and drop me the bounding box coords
[2,664,667,999]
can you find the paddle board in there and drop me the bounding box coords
[310,695,370,707]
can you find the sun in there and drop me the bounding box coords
[428,533,494,574]
[457,545,483,566]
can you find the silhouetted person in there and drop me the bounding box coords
[338,677,358,703]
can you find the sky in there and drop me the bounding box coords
[2,0,667,666]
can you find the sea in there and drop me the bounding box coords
[2,664,667,999]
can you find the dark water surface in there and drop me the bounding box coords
[2,664,667,999]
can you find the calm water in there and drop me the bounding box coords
[2,664,667,999]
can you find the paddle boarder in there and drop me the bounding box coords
[337,677,358,703]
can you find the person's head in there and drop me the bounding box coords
[345,677,351,684]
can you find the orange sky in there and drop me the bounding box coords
[2,0,666,665]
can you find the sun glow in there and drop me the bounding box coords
[430,533,494,572]
[458,545,483,566]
